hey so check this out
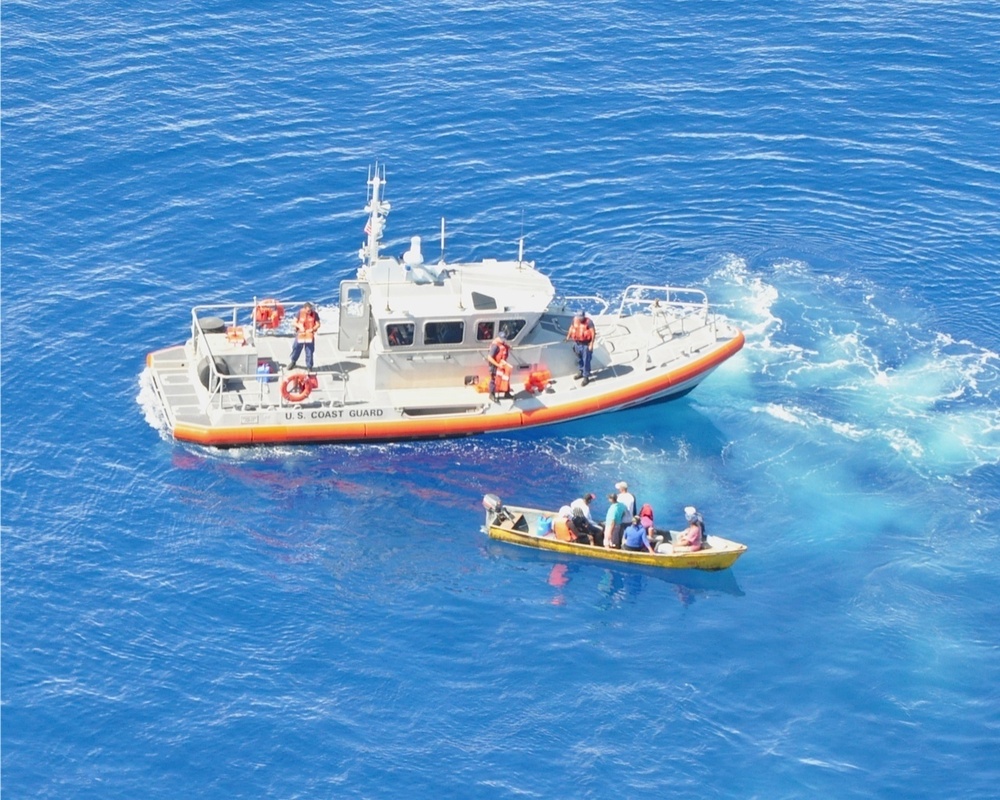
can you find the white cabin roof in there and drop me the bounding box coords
[361,256,555,321]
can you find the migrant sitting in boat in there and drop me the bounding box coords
[621,516,656,553]
[656,506,705,553]
[570,492,604,545]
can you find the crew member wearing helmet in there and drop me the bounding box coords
[565,309,596,385]
[486,331,512,402]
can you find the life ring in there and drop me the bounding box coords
[281,371,315,403]
[254,299,285,330]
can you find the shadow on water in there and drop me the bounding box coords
[481,538,745,608]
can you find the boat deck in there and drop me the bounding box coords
[146,289,744,445]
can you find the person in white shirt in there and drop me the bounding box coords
[615,481,636,519]
[570,492,603,545]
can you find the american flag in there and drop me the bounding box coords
[364,218,372,236]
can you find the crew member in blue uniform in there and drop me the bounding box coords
[565,310,596,385]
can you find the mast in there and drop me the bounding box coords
[360,162,390,269]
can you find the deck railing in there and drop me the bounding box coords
[189,301,352,413]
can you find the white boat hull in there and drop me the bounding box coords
[146,318,743,446]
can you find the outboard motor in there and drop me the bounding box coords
[482,493,504,525]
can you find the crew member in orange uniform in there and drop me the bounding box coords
[565,310,596,385]
[288,302,321,371]
[486,331,512,402]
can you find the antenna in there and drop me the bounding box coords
[440,217,446,264]
[518,210,525,267]
[362,162,390,270]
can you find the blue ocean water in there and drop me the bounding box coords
[3,1,1000,797]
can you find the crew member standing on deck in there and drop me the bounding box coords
[288,302,321,371]
[565,310,596,385]
[486,331,512,402]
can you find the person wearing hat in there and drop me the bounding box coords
[288,302,321,371]
[614,481,636,518]
[565,309,596,385]
[638,505,666,549]
[673,506,705,552]
[485,330,512,402]
[570,492,603,545]
[684,505,705,530]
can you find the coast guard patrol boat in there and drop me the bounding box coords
[144,165,744,446]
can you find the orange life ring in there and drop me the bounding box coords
[281,371,315,403]
[254,299,285,330]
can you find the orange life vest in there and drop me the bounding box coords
[568,319,594,344]
[295,309,320,342]
[525,369,551,393]
[490,337,510,365]
[254,299,285,329]
[493,367,511,393]
[553,517,576,542]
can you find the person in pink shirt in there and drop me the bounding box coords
[673,506,704,552]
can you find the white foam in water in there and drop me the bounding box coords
[714,257,1000,478]
[755,402,806,427]
[136,369,172,441]
[713,254,784,345]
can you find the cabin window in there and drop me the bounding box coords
[386,323,414,347]
[344,286,366,317]
[471,291,497,310]
[424,320,464,345]
[476,321,495,342]
[499,319,526,340]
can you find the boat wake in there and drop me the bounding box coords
[136,368,172,441]
[709,254,1000,480]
